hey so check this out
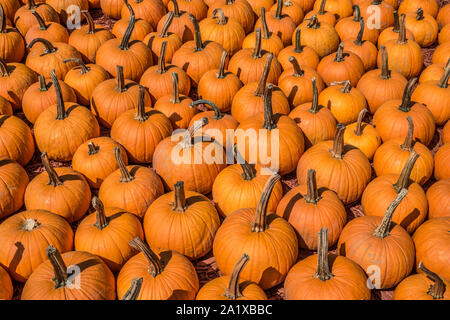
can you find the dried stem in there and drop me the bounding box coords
[400,116,415,151]
[373,189,408,238]
[354,108,368,136]
[418,262,446,300]
[252,173,281,232]
[254,53,272,96]
[262,84,276,130]
[114,147,134,182]
[331,124,346,159]
[393,150,419,192]
[190,99,223,120]
[41,152,63,186]
[63,58,90,74]
[172,181,187,212]
[305,169,321,204]
[121,278,143,300]
[217,50,227,79]
[398,78,417,112]
[50,70,67,120]
[134,85,148,122]
[47,245,68,288]
[159,11,174,37]
[437,59,450,89]
[223,254,250,300]
[312,228,334,281]
[92,196,109,229]
[129,238,163,277]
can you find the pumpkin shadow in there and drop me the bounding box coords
[75,258,102,272]
[260,266,283,289]
[8,242,25,277]
[288,86,298,105]
[167,289,194,300]
[0,158,15,166]
[186,195,209,207]
[0,115,10,127]
[338,242,346,256]
[400,208,420,233]
[59,174,85,182]
[158,250,172,269]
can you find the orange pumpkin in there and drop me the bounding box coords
[377,10,415,48]
[156,0,195,42]
[426,179,450,219]
[312,0,353,20]
[112,9,153,42]
[121,0,166,29]
[24,10,69,46]
[437,3,450,28]
[432,41,450,65]
[439,24,450,44]
[0,265,12,300]
[0,3,24,62]
[335,5,379,44]
[304,0,336,26]
[398,0,438,18]
[404,8,438,47]
[359,0,395,30]
[435,144,450,181]
[13,0,59,37]
[207,0,255,34]
[45,0,89,23]
[271,0,304,25]
[277,28,320,71]
[0,114,35,166]
[166,0,207,21]
[0,157,29,220]
[0,95,11,115]
[419,61,448,84]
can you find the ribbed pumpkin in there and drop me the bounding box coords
[312,0,353,20]
[156,0,195,42]
[296,125,372,204]
[419,61,448,84]
[432,41,450,65]
[437,3,450,28]
[335,5,379,44]
[111,85,173,163]
[213,173,298,290]
[34,71,100,161]
[13,0,59,37]
[100,0,123,19]
[0,265,12,300]
[377,10,415,48]
[359,0,395,30]
[120,0,166,29]
[166,0,208,21]
[23,11,68,46]
[304,0,336,26]
[75,197,144,272]
[293,0,314,12]
[116,237,199,300]
[277,28,320,70]
[235,84,305,175]
[196,254,267,300]
[0,115,35,166]
[435,144,450,181]
[98,147,164,219]
[45,0,89,23]
[71,137,128,188]
[426,179,450,219]
[404,8,438,47]
[152,118,227,194]
[276,0,305,25]
[398,0,438,18]
[0,0,18,21]
[207,0,255,34]
[285,228,371,300]
[288,78,336,148]
[276,170,346,250]
[0,210,73,282]
[197,50,242,113]
[373,116,433,185]
[438,24,450,44]
[0,157,29,220]
[112,3,153,42]
[21,246,116,300]
[0,4,24,62]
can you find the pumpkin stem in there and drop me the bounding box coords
[121,277,143,300]
[352,5,361,21]
[255,53,272,97]
[181,117,208,148]
[400,116,415,151]
[318,0,326,15]
[22,218,41,231]
[190,14,204,51]
[157,41,168,74]
[0,4,6,33]
[307,15,320,29]
[398,78,417,112]
[116,65,126,93]
[129,238,163,277]
[275,0,284,19]
[416,8,424,20]
[398,14,407,44]
[329,80,351,93]
[28,38,57,54]
[354,18,365,46]
[134,85,148,122]
[159,11,174,37]
[63,58,90,74]
[41,152,63,186]
[171,0,181,17]
[334,43,345,62]
[119,0,136,50]
[47,245,69,288]
[0,57,9,76]
[252,28,263,58]
[313,228,334,281]
[170,72,180,104]
[224,254,250,300]
[225,0,235,4]
[262,84,277,130]
[190,99,223,120]
[38,75,49,91]
[294,28,303,53]
[331,124,346,159]
[173,181,187,212]
[393,150,419,192]
[81,10,96,34]
[373,188,408,238]
[418,262,446,299]
[437,59,450,89]
[305,169,321,204]
[309,78,320,114]
[234,145,256,180]
[354,108,368,136]
[252,173,281,232]
[92,196,109,230]
[27,0,37,10]
[379,46,391,79]
[114,147,134,182]
[260,7,271,39]
[213,8,227,25]
[217,50,227,79]
[87,141,99,155]
[289,56,304,77]
[50,70,67,120]
[31,10,48,31]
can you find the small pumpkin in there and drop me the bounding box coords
[398,0,438,18]
[166,0,208,21]
[404,8,438,47]
[13,0,59,36]
[207,0,255,34]
[377,10,415,48]
[100,0,123,19]
[0,265,12,300]
[24,10,68,46]
[419,61,449,84]
[438,24,450,44]
[113,16,153,44]
[270,0,304,25]
[432,41,450,65]
[312,0,353,20]
[0,157,29,220]
[434,144,450,181]
[277,28,320,71]
[120,0,166,29]
[0,115,35,166]
[45,0,89,23]
[0,3,24,62]
[156,0,194,42]
[335,5,379,44]
[437,3,450,28]
[304,0,336,26]
[426,179,450,219]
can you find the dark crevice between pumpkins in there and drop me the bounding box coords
[121,277,143,300]
[224,253,250,300]
[313,228,334,281]
[129,237,163,277]
[418,262,446,300]
[373,188,408,238]
[251,173,281,232]
[114,146,134,182]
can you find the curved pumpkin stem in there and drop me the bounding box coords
[254,53,272,97]
[121,277,143,300]
[92,196,109,230]
[212,8,227,25]
[171,0,181,17]
[354,18,365,46]
[129,238,163,277]
[41,152,63,186]
[289,56,304,77]
[354,108,368,136]
[305,169,321,204]
[331,124,346,159]
[31,10,48,31]
[63,58,90,74]
[190,99,223,120]
[87,141,99,155]
[28,38,57,54]
[116,65,126,92]
[313,228,334,281]
[398,78,417,112]
[217,50,227,79]
[416,8,424,21]
[334,43,345,62]
[252,172,281,232]
[393,10,400,33]
[119,0,136,50]
[400,116,415,151]
[157,41,168,74]
[309,78,320,114]
[373,188,408,238]
[318,0,326,15]
[180,117,208,148]
[293,28,303,53]
[47,245,68,288]
[38,74,49,92]
[352,5,361,21]
[159,11,174,37]
[81,10,96,34]
[233,145,256,180]
[224,254,250,300]
[170,72,180,104]
[379,46,391,80]
[274,0,284,19]
[393,150,419,192]
[307,15,321,29]
[172,181,187,212]
[190,14,204,51]
[50,70,67,120]
[260,7,271,40]
[437,59,450,89]
[134,85,149,122]
[262,84,277,130]
[0,57,9,76]
[418,262,446,299]
[27,0,38,10]
[398,13,407,44]
[114,147,134,182]
[252,28,263,58]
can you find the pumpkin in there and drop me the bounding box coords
[91,65,149,128]
[432,41,450,65]
[99,147,164,218]
[412,217,450,281]
[112,16,153,43]
[166,0,207,21]
[0,265,12,300]
[335,5,379,44]
[419,61,449,84]
[277,28,320,71]
[75,197,144,272]
[111,85,173,163]
[343,109,381,159]
[0,0,18,21]
[34,71,99,161]
[444,121,450,144]
[285,228,371,300]
[62,58,109,106]
[272,0,304,24]
[196,254,267,300]
[288,78,336,148]
[120,0,166,29]
[68,10,115,63]
[404,8,438,47]
[154,72,196,130]
[292,0,314,12]
[398,0,438,18]
[426,179,450,219]
[100,0,123,19]
[297,124,372,204]
[379,14,423,79]
[144,180,220,260]
[207,0,255,34]
[172,14,224,86]
[435,144,450,181]
[377,10,415,48]
[318,80,367,125]
[373,78,435,146]
[231,53,288,123]
[0,95,11,114]
[359,0,395,30]
[116,237,199,300]
[312,0,352,19]
[22,74,77,124]
[21,246,116,300]
[247,0,274,16]
[71,137,128,188]
[356,45,408,113]
[394,262,450,300]
[304,0,336,26]
[438,24,450,44]
[236,84,305,175]
[0,4,24,62]
[277,170,346,250]
[0,210,73,282]
[197,50,242,113]
[0,58,37,110]
[373,116,433,186]
[411,60,450,126]
[338,189,415,289]
[120,277,143,300]
[14,0,59,36]
[437,3,450,29]
[279,57,325,108]
[153,118,227,194]
[213,173,298,290]
[0,157,28,220]
[212,147,283,217]
[0,114,34,166]
[156,0,195,42]
[45,0,89,23]
[23,10,68,46]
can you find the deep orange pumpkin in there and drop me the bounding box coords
[0,114,35,166]
[426,179,450,219]
[277,28,320,71]
[0,157,29,220]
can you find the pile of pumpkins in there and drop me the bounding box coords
[0,0,449,300]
